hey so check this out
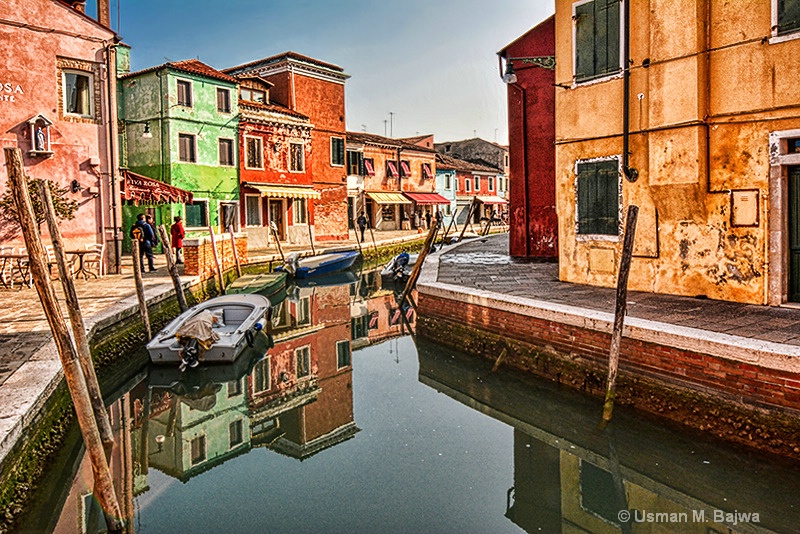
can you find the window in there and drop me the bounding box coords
[576,159,619,235]
[580,461,619,524]
[444,174,452,190]
[178,133,196,162]
[217,88,231,113]
[229,420,243,448]
[185,199,208,227]
[488,177,494,191]
[777,0,800,35]
[245,195,261,226]
[474,176,481,191]
[387,160,399,178]
[422,163,433,180]
[574,0,621,83]
[218,138,234,166]
[290,142,305,172]
[336,340,351,369]
[253,358,270,393]
[347,150,363,175]
[293,198,307,224]
[190,435,206,465]
[364,158,375,176]
[400,160,411,177]
[465,178,472,192]
[445,144,452,153]
[296,346,311,378]
[245,136,263,169]
[177,79,192,107]
[504,153,509,167]
[240,87,266,103]
[63,71,92,116]
[296,297,310,325]
[331,137,345,166]
[351,315,369,340]
[444,204,452,216]
[227,379,242,397]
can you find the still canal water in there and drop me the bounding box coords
[16,269,800,533]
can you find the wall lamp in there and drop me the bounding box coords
[142,121,152,139]
[70,179,82,193]
[501,56,556,84]
[119,119,154,138]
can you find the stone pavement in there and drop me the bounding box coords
[434,233,800,347]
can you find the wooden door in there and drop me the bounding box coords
[269,199,285,240]
[790,166,800,301]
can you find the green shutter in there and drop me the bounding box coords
[577,162,595,234]
[575,2,595,81]
[602,0,621,75]
[577,160,619,235]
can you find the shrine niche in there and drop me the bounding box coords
[26,114,54,158]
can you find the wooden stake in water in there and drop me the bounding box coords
[157,225,188,312]
[228,225,242,277]
[131,239,151,340]
[209,226,225,295]
[602,205,639,422]
[4,148,124,531]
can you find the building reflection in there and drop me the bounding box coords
[416,342,800,534]
[350,268,415,348]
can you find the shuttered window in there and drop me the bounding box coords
[331,137,345,166]
[778,0,800,35]
[574,0,621,83]
[178,133,196,162]
[577,159,619,235]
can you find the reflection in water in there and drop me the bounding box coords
[22,268,800,533]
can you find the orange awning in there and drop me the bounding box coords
[122,171,193,205]
[404,192,451,205]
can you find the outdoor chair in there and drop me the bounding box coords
[82,243,105,277]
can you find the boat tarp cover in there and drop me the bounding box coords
[176,310,220,349]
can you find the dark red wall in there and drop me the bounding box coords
[505,16,557,259]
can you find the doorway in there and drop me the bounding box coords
[269,199,285,241]
[789,166,800,301]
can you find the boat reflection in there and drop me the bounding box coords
[416,341,800,534]
[350,268,415,348]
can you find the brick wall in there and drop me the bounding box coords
[184,233,248,279]
[418,293,800,415]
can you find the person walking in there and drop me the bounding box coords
[170,215,185,264]
[356,213,368,242]
[425,211,432,230]
[130,213,156,272]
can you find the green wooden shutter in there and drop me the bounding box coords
[601,0,621,75]
[577,162,595,234]
[596,160,619,234]
[575,2,595,81]
[789,167,800,300]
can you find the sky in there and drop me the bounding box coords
[87,0,554,145]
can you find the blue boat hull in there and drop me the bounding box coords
[277,251,360,279]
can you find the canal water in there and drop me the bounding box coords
[15,268,800,533]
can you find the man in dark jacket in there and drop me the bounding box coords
[130,213,157,272]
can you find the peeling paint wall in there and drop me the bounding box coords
[554,0,800,304]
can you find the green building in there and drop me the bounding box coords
[117,46,240,246]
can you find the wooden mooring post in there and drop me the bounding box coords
[157,225,188,312]
[228,225,242,277]
[4,148,124,531]
[39,182,115,453]
[397,218,440,312]
[131,239,151,340]
[269,221,285,263]
[602,205,639,423]
[209,226,225,295]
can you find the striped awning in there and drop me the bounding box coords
[366,191,411,204]
[475,195,508,205]
[246,183,321,199]
[404,192,451,205]
[122,170,193,205]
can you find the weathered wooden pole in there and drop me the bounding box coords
[456,198,477,244]
[209,226,225,295]
[440,207,459,244]
[131,239,151,340]
[306,205,316,256]
[4,148,124,531]
[228,225,242,277]
[39,182,115,453]
[602,205,639,422]
[157,225,188,312]
[398,219,439,311]
[269,221,285,262]
[368,221,378,253]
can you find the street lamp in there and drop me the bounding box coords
[500,56,556,84]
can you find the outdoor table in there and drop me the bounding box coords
[67,250,98,280]
[0,253,31,289]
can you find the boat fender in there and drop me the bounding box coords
[254,320,264,331]
[245,329,255,347]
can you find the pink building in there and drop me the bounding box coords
[0,0,121,270]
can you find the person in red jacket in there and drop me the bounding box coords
[170,216,185,264]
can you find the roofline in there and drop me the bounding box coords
[120,61,239,84]
[53,0,120,41]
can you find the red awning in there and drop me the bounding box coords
[400,161,411,177]
[404,192,451,205]
[387,161,399,178]
[122,171,193,205]
[364,159,375,176]
[422,163,432,179]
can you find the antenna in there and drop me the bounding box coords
[389,112,394,138]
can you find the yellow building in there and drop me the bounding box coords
[554,0,800,304]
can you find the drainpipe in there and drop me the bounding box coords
[622,0,637,182]
[106,44,121,273]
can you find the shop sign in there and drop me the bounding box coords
[0,82,24,102]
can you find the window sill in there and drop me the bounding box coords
[769,31,800,45]
[576,234,620,243]
[573,71,623,88]
[28,150,54,158]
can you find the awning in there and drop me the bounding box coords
[386,161,399,178]
[475,195,508,205]
[366,191,411,204]
[422,163,433,179]
[245,183,321,199]
[122,170,193,205]
[364,159,375,176]
[400,161,411,177]
[404,192,451,205]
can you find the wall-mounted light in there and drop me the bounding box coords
[142,121,152,139]
[70,179,82,193]
[500,56,556,84]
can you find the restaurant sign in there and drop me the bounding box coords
[1,82,24,102]
[122,170,193,205]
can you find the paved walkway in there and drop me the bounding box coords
[432,233,800,346]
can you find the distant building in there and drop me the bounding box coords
[226,53,350,242]
[434,137,509,178]
[436,153,505,226]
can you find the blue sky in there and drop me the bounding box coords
[89,0,554,145]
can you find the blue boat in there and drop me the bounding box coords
[276,250,360,279]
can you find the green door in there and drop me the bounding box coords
[789,166,800,301]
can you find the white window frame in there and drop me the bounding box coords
[290,142,305,172]
[62,70,94,118]
[293,198,307,224]
[488,177,495,191]
[295,345,311,378]
[244,135,264,170]
[771,0,800,43]
[572,0,625,87]
[465,178,472,192]
[217,87,232,113]
[474,175,481,191]
[444,173,452,190]
[245,194,262,227]
[176,78,193,107]
[178,133,197,163]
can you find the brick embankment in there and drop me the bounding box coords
[416,234,800,459]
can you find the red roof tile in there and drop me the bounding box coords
[122,59,239,84]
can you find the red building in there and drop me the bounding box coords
[226,53,350,242]
[498,16,557,259]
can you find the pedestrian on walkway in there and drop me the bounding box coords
[425,211,432,230]
[130,214,156,272]
[145,214,159,252]
[357,213,368,242]
[171,215,185,264]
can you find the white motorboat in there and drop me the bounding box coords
[147,294,271,367]
[381,252,418,282]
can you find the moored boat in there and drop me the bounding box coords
[227,271,288,299]
[276,250,360,279]
[381,252,418,282]
[146,294,271,368]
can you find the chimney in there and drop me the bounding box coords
[97,0,111,27]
